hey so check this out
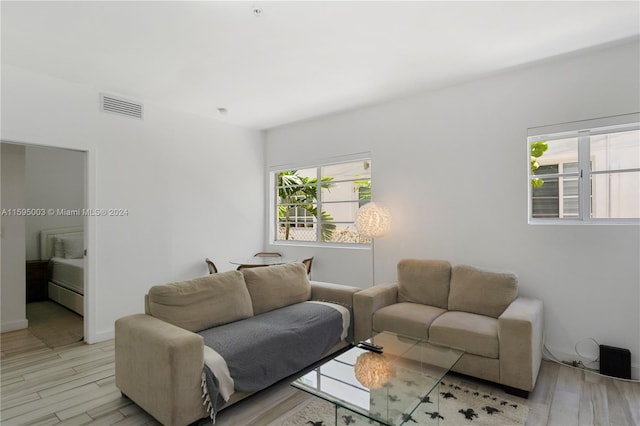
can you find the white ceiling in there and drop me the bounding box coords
[2,1,639,130]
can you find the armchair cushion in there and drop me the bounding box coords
[373,302,446,339]
[147,271,253,332]
[397,259,451,309]
[448,265,518,318]
[242,263,311,315]
[429,311,499,359]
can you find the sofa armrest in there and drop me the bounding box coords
[310,280,360,308]
[498,297,544,392]
[115,314,206,426]
[353,283,399,343]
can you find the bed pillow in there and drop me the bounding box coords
[148,271,253,332]
[60,235,84,259]
[241,263,311,315]
[53,237,65,257]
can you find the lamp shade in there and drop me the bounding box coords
[356,202,392,238]
[354,352,392,389]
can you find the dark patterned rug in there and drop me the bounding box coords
[282,377,528,426]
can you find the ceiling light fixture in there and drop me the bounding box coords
[252,7,264,17]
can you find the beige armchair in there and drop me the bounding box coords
[354,259,543,397]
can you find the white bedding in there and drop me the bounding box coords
[49,257,84,295]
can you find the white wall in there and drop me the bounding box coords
[1,65,265,342]
[25,145,85,260]
[1,143,28,332]
[265,40,640,377]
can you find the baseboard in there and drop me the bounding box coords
[544,345,639,381]
[85,328,114,344]
[1,318,29,333]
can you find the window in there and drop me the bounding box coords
[273,158,372,244]
[528,113,640,223]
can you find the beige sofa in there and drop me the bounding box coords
[354,259,543,396]
[115,263,359,426]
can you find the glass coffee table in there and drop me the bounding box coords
[292,331,464,425]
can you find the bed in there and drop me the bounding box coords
[40,227,85,316]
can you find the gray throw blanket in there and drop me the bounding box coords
[198,302,345,420]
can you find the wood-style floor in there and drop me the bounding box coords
[1,302,84,360]
[2,329,639,425]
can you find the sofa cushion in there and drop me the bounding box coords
[429,311,499,359]
[373,302,446,339]
[147,271,253,332]
[242,262,311,315]
[448,264,518,318]
[397,259,451,309]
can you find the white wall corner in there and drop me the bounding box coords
[1,319,29,333]
[85,328,114,344]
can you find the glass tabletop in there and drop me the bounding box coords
[291,331,464,425]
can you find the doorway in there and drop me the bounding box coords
[1,142,87,348]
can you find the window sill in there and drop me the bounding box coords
[528,218,640,226]
[271,240,371,250]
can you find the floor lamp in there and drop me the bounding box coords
[356,202,392,286]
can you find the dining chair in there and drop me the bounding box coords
[302,257,313,275]
[236,264,264,271]
[205,258,218,274]
[254,252,282,257]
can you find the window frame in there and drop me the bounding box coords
[269,153,372,247]
[531,162,581,219]
[528,113,640,225]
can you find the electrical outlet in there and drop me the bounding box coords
[562,360,586,369]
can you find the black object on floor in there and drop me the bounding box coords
[599,344,631,379]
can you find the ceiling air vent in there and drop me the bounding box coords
[100,93,143,120]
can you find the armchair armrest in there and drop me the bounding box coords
[311,281,361,344]
[498,297,544,392]
[353,283,399,342]
[310,280,360,308]
[115,314,206,426]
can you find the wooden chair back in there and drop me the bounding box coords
[302,257,313,275]
[254,252,282,257]
[205,258,218,274]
